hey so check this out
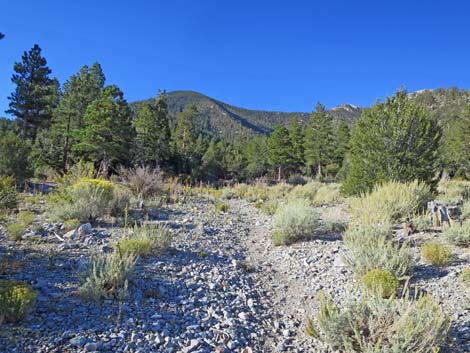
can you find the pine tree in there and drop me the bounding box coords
[7,44,55,140]
[442,107,470,177]
[289,117,305,173]
[174,105,198,155]
[303,102,334,178]
[72,85,135,174]
[342,90,442,195]
[244,136,270,179]
[0,130,32,182]
[268,125,295,181]
[49,63,105,170]
[333,122,351,167]
[133,91,171,168]
[202,138,224,180]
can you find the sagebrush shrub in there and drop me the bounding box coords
[272,199,319,245]
[0,280,36,324]
[119,166,162,200]
[361,269,399,298]
[437,180,470,205]
[67,178,114,222]
[78,247,137,300]
[443,221,470,246]
[17,211,35,226]
[322,207,348,233]
[422,242,451,267]
[313,183,342,206]
[285,181,320,204]
[307,292,450,353]
[6,222,26,241]
[349,180,432,229]
[0,177,17,210]
[343,226,413,278]
[132,223,172,254]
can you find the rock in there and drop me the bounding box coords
[77,223,92,237]
[84,342,102,351]
[181,339,201,353]
[70,336,88,348]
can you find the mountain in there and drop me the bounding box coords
[130,87,470,142]
[130,90,361,142]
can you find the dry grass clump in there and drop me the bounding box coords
[322,207,348,233]
[348,180,432,229]
[307,292,450,353]
[118,166,162,200]
[313,183,342,206]
[285,181,321,204]
[272,199,319,245]
[0,280,36,324]
[421,242,451,267]
[437,180,470,205]
[343,226,413,278]
[443,221,470,246]
[254,199,279,215]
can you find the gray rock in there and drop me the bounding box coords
[70,336,88,348]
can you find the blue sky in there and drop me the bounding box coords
[1,0,470,115]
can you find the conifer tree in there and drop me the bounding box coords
[333,122,351,167]
[442,107,470,177]
[342,90,442,195]
[202,138,224,180]
[133,91,171,168]
[289,117,305,173]
[73,85,135,174]
[244,136,270,179]
[268,125,295,181]
[7,44,55,140]
[303,103,334,178]
[48,63,105,170]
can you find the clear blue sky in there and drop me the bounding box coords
[1,0,470,115]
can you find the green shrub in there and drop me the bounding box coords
[117,239,151,257]
[215,201,229,213]
[422,242,451,267]
[287,174,307,186]
[109,186,132,217]
[0,177,17,210]
[343,226,413,278]
[78,247,137,300]
[285,181,320,204]
[254,199,279,215]
[411,213,432,232]
[348,180,432,229]
[6,222,26,241]
[17,211,35,226]
[361,269,399,298]
[307,292,450,353]
[272,199,319,245]
[460,267,470,285]
[461,200,470,220]
[220,188,236,200]
[0,280,36,324]
[132,223,172,254]
[443,221,470,246]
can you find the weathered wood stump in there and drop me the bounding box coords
[427,201,461,227]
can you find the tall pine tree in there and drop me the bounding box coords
[7,44,55,140]
[303,102,334,178]
[73,85,135,175]
[289,117,305,173]
[268,125,295,181]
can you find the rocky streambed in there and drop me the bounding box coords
[0,198,469,353]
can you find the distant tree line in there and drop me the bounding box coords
[1,44,469,194]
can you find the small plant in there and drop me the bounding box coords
[119,166,162,200]
[272,199,319,245]
[343,226,413,278]
[78,247,137,300]
[0,280,36,324]
[132,223,172,254]
[220,188,236,200]
[17,211,35,226]
[307,291,450,353]
[198,250,208,258]
[460,267,470,285]
[215,201,229,213]
[62,218,80,232]
[313,183,341,206]
[6,222,26,241]
[254,199,278,215]
[322,208,348,233]
[361,269,399,298]
[422,242,451,267]
[117,239,152,257]
[443,221,470,247]
[0,176,17,210]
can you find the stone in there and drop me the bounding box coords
[70,336,88,348]
[77,223,92,237]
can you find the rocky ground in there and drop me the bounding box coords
[0,197,469,353]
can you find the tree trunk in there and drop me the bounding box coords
[278,166,282,182]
